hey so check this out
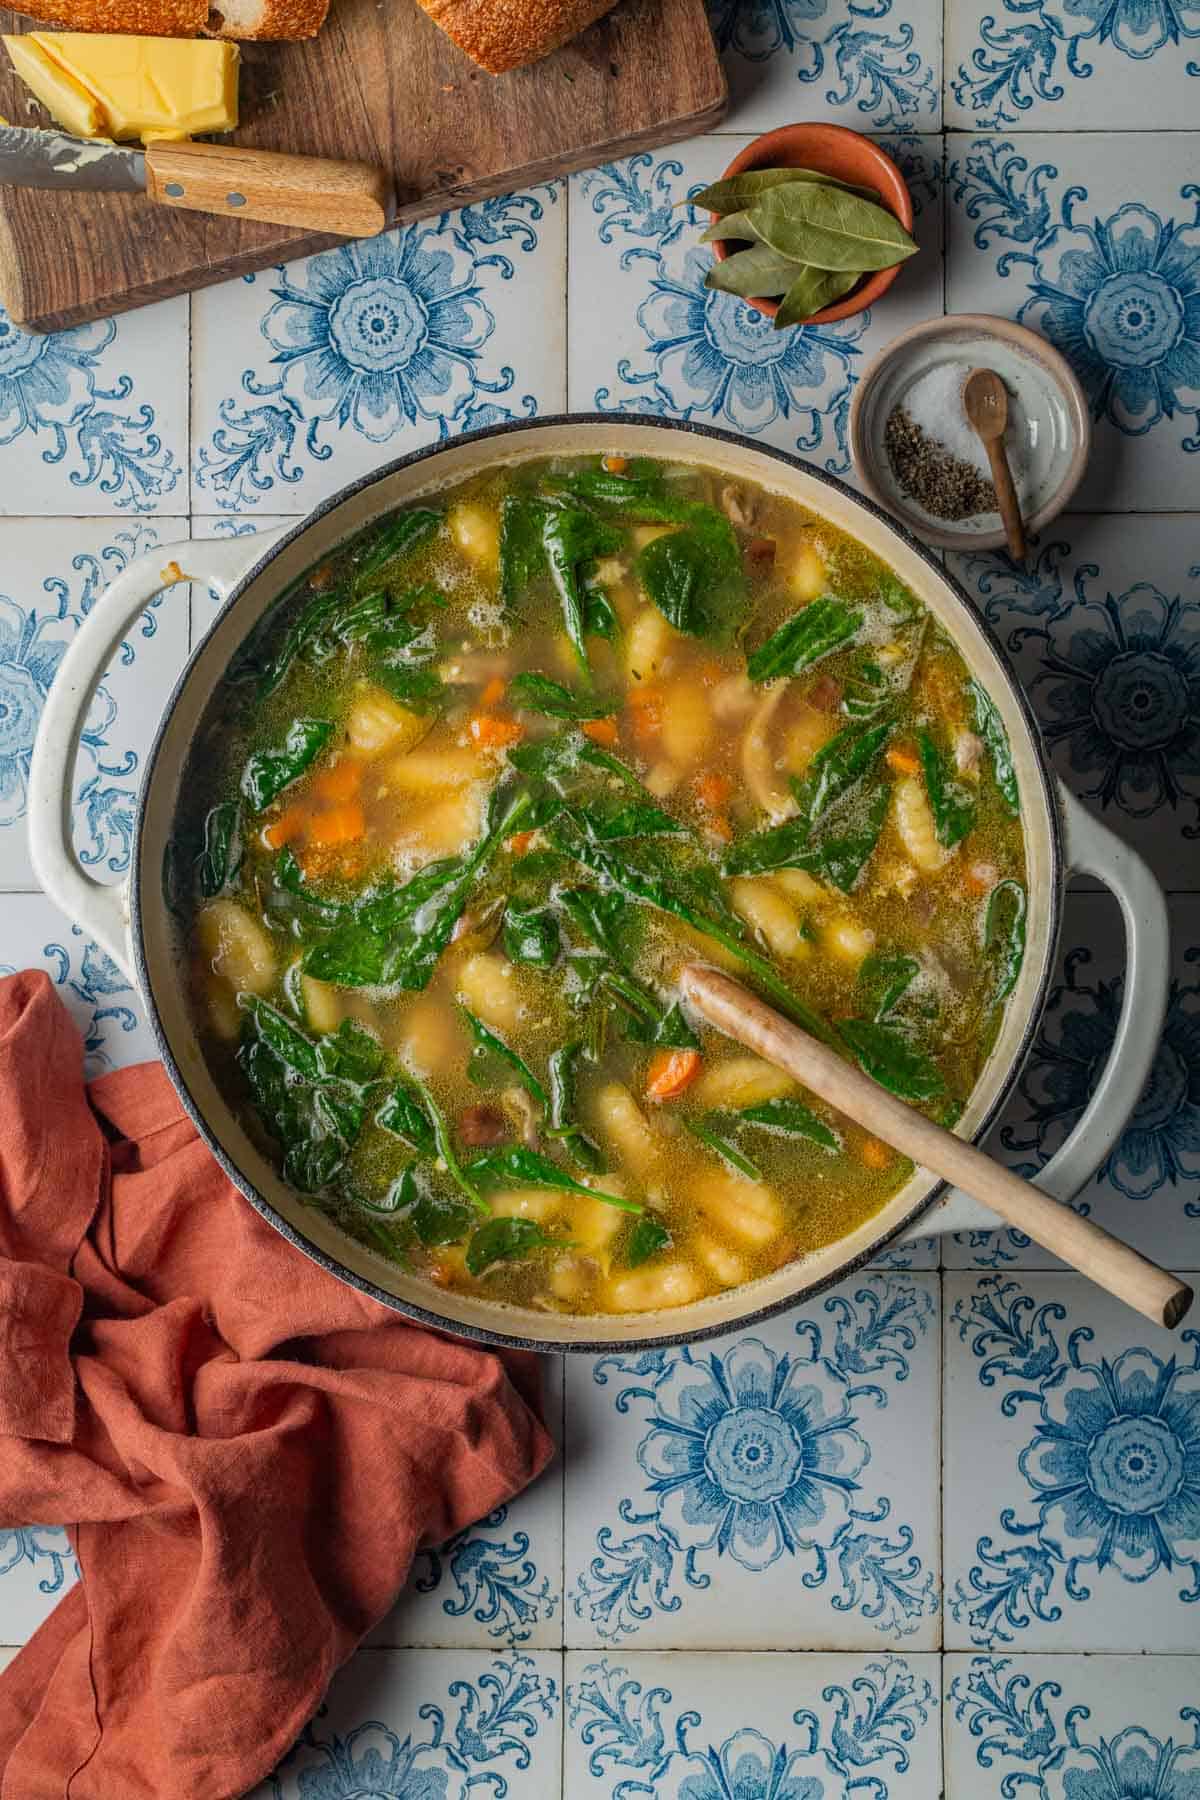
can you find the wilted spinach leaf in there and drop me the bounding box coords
[241,718,334,811]
[509,672,612,721]
[467,1145,641,1211]
[684,1114,763,1180]
[502,902,561,968]
[465,1216,565,1277]
[969,679,1020,815]
[838,1017,944,1101]
[637,507,747,643]
[738,1095,839,1149]
[376,1078,436,1155]
[747,596,862,682]
[354,508,440,583]
[238,1000,383,1193]
[197,801,241,898]
[984,878,1027,1004]
[917,727,976,849]
[460,1005,548,1108]
[625,1214,672,1266]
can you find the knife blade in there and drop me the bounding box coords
[0,124,147,194]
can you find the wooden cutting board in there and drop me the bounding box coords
[0,0,726,332]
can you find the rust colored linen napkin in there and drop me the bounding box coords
[0,969,553,1800]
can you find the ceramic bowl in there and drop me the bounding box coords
[849,313,1092,552]
[709,123,914,326]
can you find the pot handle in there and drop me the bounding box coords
[28,530,289,985]
[903,784,1170,1244]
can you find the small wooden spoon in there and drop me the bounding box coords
[964,367,1027,562]
[680,964,1192,1331]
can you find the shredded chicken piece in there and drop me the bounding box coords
[720,483,757,529]
[742,682,795,821]
[503,1086,541,1149]
[954,729,984,775]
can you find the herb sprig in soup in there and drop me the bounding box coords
[181,454,1026,1315]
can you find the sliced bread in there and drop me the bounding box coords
[3,0,328,38]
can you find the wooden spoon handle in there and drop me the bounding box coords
[681,965,1192,1331]
[984,434,1027,562]
[144,141,392,238]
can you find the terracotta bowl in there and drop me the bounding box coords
[710,123,914,327]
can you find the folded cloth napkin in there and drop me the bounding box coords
[0,970,553,1800]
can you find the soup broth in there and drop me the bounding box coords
[180,454,1027,1315]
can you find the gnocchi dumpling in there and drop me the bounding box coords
[893,775,950,873]
[345,687,430,758]
[457,952,520,1032]
[693,1056,796,1111]
[196,898,275,996]
[693,1170,783,1247]
[589,1083,663,1181]
[605,1259,704,1313]
[449,502,500,571]
[730,877,806,960]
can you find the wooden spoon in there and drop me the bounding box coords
[680,964,1192,1331]
[964,367,1027,562]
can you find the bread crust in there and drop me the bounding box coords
[3,0,206,31]
[418,0,618,72]
[2,0,327,38]
[206,0,329,38]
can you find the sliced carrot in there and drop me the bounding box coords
[581,716,619,748]
[860,1137,894,1171]
[469,713,525,748]
[312,758,362,804]
[626,684,663,747]
[602,453,629,474]
[508,829,536,855]
[886,745,921,776]
[963,860,998,898]
[695,771,732,809]
[479,675,507,709]
[263,805,305,850]
[307,802,365,848]
[645,1047,703,1103]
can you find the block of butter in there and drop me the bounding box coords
[2,33,239,145]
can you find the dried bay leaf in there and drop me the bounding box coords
[774,265,861,328]
[691,167,879,214]
[753,182,918,273]
[704,243,804,299]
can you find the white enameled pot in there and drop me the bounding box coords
[29,417,1170,1352]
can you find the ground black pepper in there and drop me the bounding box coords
[884,405,997,521]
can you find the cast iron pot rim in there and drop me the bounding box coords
[132,412,1063,1354]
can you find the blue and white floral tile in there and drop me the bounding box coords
[564,1650,940,1798]
[944,1652,1200,1800]
[946,134,1200,512]
[189,189,567,518]
[0,1522,77,1647]
[711,0,941,135]
[949,514,1200,893]
[0,897,154,1073]
[947,0,1200,131]
[944,1271,1200,1651]
[566,134,942,484]
[563,1273,941,1650]
[867,1229,938,1271]
[245,1648,562,1799]
[0,299,187,517]
[369,1358,564,1649]
[0,517,189,891]
[951,893,1200,1273]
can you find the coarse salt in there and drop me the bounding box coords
[899,360,1026,484]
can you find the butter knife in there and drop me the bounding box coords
[0,124,393,237]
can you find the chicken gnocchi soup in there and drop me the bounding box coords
[180,454,1027,1315]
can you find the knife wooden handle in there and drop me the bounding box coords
[144,141,391,238]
